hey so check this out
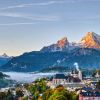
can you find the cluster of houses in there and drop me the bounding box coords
[79,85,100,100]
[52,70,82,85]
[47,65,100,100]
[48,64,83,87]
[0,64,100,100]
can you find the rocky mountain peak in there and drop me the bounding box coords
[81,32,100,48]
[0,53,10,58]
[57,37,69,48]
[2,53,9,57]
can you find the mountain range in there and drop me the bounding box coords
[41,32,100,52]
[0,32,100,72]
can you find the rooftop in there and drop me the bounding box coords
[80,91,100,97]
[53,73,67,79]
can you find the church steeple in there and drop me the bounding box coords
[78,70,82,81]
[95,71,99,78]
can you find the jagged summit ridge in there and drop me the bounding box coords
[0,53,10,58]
[81,32,100,48]
[41,32,100,52]
[57,37,69,48]
[2,53,9,57]
[41,36,70,52]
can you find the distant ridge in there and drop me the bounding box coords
[0,53,12,67]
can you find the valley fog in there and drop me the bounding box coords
[3,72,55,83]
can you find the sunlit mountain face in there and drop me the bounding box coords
[81,32,100,48]
[57,37,69,48]
[1,32,100,72]
[41,32,100,52]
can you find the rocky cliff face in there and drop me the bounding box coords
[57,37,69,48]
[41,37,70,52]
[81,32,100,48]
[41,32,100,52]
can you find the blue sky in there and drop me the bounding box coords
[0,0,100,56]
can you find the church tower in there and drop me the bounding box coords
[78,70,82,81]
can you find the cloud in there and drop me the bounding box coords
[0,22,37,26]
[0,12,60,21]
[0,1,65,10]
[75,0,99,1]
[0,0,98,10]
[68,15,100,20]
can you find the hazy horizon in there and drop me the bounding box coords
[0,0,100,56]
